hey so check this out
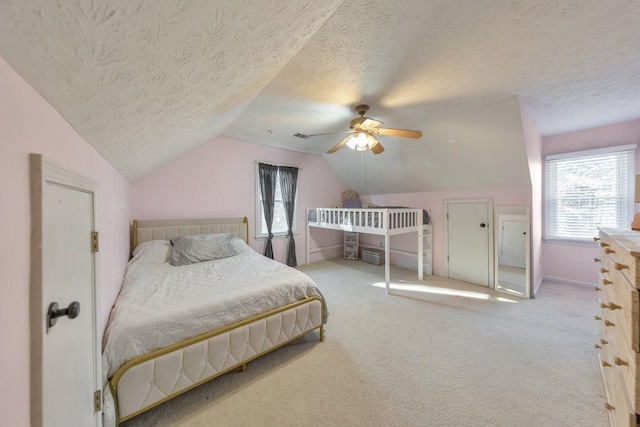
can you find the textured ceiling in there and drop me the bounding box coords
[0,0,343,180]
[1,0,640,192]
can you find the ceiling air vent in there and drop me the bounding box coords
[293,133,310,139]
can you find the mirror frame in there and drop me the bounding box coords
[494,206,530,299]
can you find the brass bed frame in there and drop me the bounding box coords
[108,217,325,425]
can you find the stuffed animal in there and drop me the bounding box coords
[341,190,362,208]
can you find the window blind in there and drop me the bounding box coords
[545,144,636,242]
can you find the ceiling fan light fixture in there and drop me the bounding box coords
[319,104,421,155]
[347,131,377,151]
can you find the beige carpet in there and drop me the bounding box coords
[122,259,608,427]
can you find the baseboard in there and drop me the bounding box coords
[542,275,598,288]
[359,244,432,275]
[307,244,343,264]
[359,244,423,259]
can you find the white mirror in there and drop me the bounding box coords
[494,206,530,298]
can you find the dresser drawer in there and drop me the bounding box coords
[600,270,640,353]
[601,233,640,289]
[598,229,640,426]
[613,364,637,427]
[600,351,637,427]
[602,329,640,413]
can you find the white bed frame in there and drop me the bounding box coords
[108,218,324,425]
[306,208,429,294]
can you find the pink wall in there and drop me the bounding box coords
[131,135,346,264]
[0,57,131,426]
[541,119,640,285]
[361,186,531,277]
[520,100,544,294]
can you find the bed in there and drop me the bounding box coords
[306,208,430,294]
[102,217,327,426]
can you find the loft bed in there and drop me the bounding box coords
[102,217,327,426]
[306,208,430,294]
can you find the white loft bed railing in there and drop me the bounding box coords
[306,208,428,294]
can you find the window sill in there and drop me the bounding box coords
[543,238,599,248]
[254,232,299,240]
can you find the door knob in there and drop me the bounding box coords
[480,223,486,228]
[47,301,81,328]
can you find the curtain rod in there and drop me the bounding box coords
[253,161,302,171]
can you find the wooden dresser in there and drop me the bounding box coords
[596,228,640,426]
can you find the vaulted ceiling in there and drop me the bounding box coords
[1,1,639,193]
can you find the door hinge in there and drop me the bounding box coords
[91,231,99,253]
[94,390,102,412]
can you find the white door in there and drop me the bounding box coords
[500,220,526,268]
[31,155,101,427]
[447,202,491,287]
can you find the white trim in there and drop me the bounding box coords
[308,244,344,254]
[545,143,636,160]
[542,238,600,248]
[493,206,531,299]
[254,232,299,240]
[542,276,598,288]
[533,277,543,298]
[254,163,299,238]
[360,243,419,258]
[443,198,494,288]
[30,154,102,427]
[544,144,635,241]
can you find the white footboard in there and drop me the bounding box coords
[110,298,323,423]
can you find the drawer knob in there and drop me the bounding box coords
[595,315,602,321]
[600,268,609,273]
[595,344,602,349]
[602,360,612,367]
[604,320,615,327]
[605,402,615,411]
[594,237,601,241]
[601,339,608,345]
[614,262,629,271]
[602,279,612,285]
[595,287,602,292]
[594,257,601,263]
[600,242,609,247]
[607,303,622,310]
[604,248,615,254]
[614,357,629,366]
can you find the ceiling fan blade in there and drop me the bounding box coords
[371,142,385,155]
[361,118,382,128]
[327,135,352,154]
[350,117,382,129]
[374,128,423,139]
[302,130,354,138]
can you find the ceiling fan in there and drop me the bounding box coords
[299,104,423,155]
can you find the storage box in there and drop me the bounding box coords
[361,248,385,265]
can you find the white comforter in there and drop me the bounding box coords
[102,239,326,378]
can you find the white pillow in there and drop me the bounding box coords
[230,236,252,254]
[132,240,172,263]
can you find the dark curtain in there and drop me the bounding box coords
[258,163,278,259]
[279,166,299,266]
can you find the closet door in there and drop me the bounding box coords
[446,201,492,287]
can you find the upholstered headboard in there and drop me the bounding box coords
[131,217,249,254]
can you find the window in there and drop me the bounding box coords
[544,144,635,242]
[255,166,298,237]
